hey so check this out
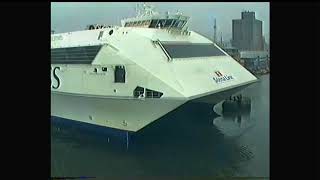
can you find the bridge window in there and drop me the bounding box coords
[181,20,187,27]
[144,20,151,26]
[149,20,158,28]
[127,22,133,27]
[142,20,149,26]
[164,19,173,27]
[172,20,180,28]
[133,21,138,26]
[177,20,185,28]
[157,19,166,28]
[114,65,125,83]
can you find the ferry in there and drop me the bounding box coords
[51,3,258,133]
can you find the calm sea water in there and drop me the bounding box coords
[51,74,269,179]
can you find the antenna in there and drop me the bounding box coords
[213,18,217,43]
[136,2,159,17]
[135,4,137,14]
[137,3,141,16]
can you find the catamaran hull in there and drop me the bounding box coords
[51,82,255,132]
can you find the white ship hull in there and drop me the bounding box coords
[51,81,253,132]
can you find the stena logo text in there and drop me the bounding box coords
[213,70,234,84]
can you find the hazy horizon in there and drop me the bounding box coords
[51,2,269,43]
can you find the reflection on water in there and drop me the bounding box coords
[213,96,255,138]
[51,75,269,178]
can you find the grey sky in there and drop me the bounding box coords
[51,2,269,43]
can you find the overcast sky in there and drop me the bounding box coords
[51,2,269,43]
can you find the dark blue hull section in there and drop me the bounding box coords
[51,102,219,150]
[51,116,131,147]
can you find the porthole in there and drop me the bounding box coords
[109,29,113,35]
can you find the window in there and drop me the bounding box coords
[161,42,226,58]
[114,65,125,83]
[109,29,113,35]
[152,91,163,98]
[98,31,104,40]
[133,86,163,98]
[146,88,163,98]
[181,20,187,27]
[142,20,149,26]
[133,86,144,98]
[172,20,180,28]
[133,21,138,26]
[164,19,173,28]
[88,25,95,30]
[144,20,151,26]
[149,20,158,28]
[51,45,102,64]
[157,19,166,28]
[177,20,186,28]
[171,19,177,27]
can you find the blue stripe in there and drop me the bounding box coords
[51,116,130,139]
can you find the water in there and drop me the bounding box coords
[51,74,269,179]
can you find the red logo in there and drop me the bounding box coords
[215,71,223,77]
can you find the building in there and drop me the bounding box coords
[232,11,264,51]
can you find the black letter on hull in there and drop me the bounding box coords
[52,67,61,89]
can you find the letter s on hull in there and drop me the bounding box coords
[51,67,61,89]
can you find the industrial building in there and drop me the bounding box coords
[232,11,264,51]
